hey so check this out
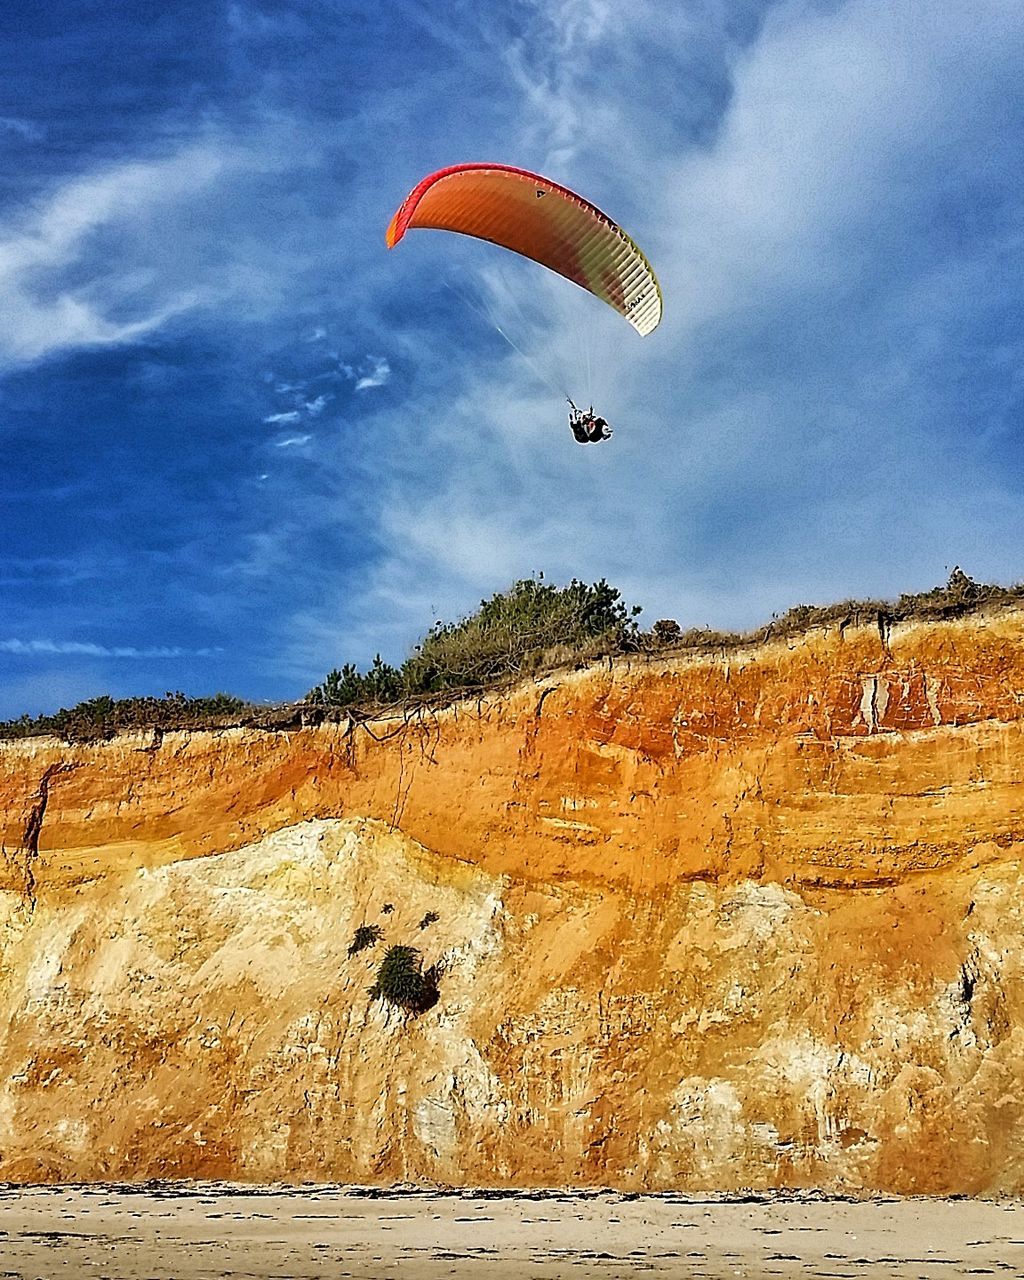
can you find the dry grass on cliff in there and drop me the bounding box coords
[646,567,1024,658]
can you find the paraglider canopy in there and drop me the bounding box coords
[386,163,662,337]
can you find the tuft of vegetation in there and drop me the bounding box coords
[307,576,641,709]
[402,576,641,692]
[369,944,439,1014]
[756,567,1024,643]
[651,619,682,646]
[418,910,440,930]
[381,903,394,915]
[308,655,402,710]
[641,568,1024,655]
[0,691,249,743]
[347,923,384,956]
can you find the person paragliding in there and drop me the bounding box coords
[386,163,661,446]
[568,403,591,444]
[568,399,612,445]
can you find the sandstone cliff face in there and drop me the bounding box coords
[1,610,1023,1191]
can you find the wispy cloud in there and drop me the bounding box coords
[0,116,45,142]
[353,355,390,391]
[274,434,311,448]
[0,554,111,588]
[0,145,234,367]
[503,0,617,169]
[263,410,301,424]
[0,639,221,658]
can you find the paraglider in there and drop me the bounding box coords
[386,163,661,442]
[567,399,612,445]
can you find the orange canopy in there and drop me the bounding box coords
[386,163,662,336]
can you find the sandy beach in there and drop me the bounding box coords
[0,1185,1021,1279]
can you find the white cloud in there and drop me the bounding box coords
[0,118,331,373]
[0,639,220,658]
[353,354,391,391]
[504,0,616,169]
[0,145,231,366]
[274,434,311,448]
[263,410,301,424]
[304,393,330,415]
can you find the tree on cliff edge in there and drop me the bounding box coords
[308,577,642,706]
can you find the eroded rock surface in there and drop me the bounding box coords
[1,611,1023,1190]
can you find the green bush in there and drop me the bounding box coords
[307,655,402,709]
[401,576,641,694]
[347,923,383,956]
[306,577,641,708]
[652,619,682,646]
[369,944,439,1014]
[309,664,364,708]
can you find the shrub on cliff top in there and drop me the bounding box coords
[404,576,641,693]
[307,655,402,710]
[307,577,642,707]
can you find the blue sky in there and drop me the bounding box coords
[2,0,1022,717]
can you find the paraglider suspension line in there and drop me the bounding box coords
[444,279,569,402]
[492,324,568,401]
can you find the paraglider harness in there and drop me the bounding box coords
[568,399,612,444]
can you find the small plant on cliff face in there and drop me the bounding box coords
[419,910,440,930]
[348,923,383,956]
[369,945,439,1014]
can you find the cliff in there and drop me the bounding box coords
[2,608,1023,1192]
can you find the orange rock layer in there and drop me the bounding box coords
[1,610,1023,1191]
